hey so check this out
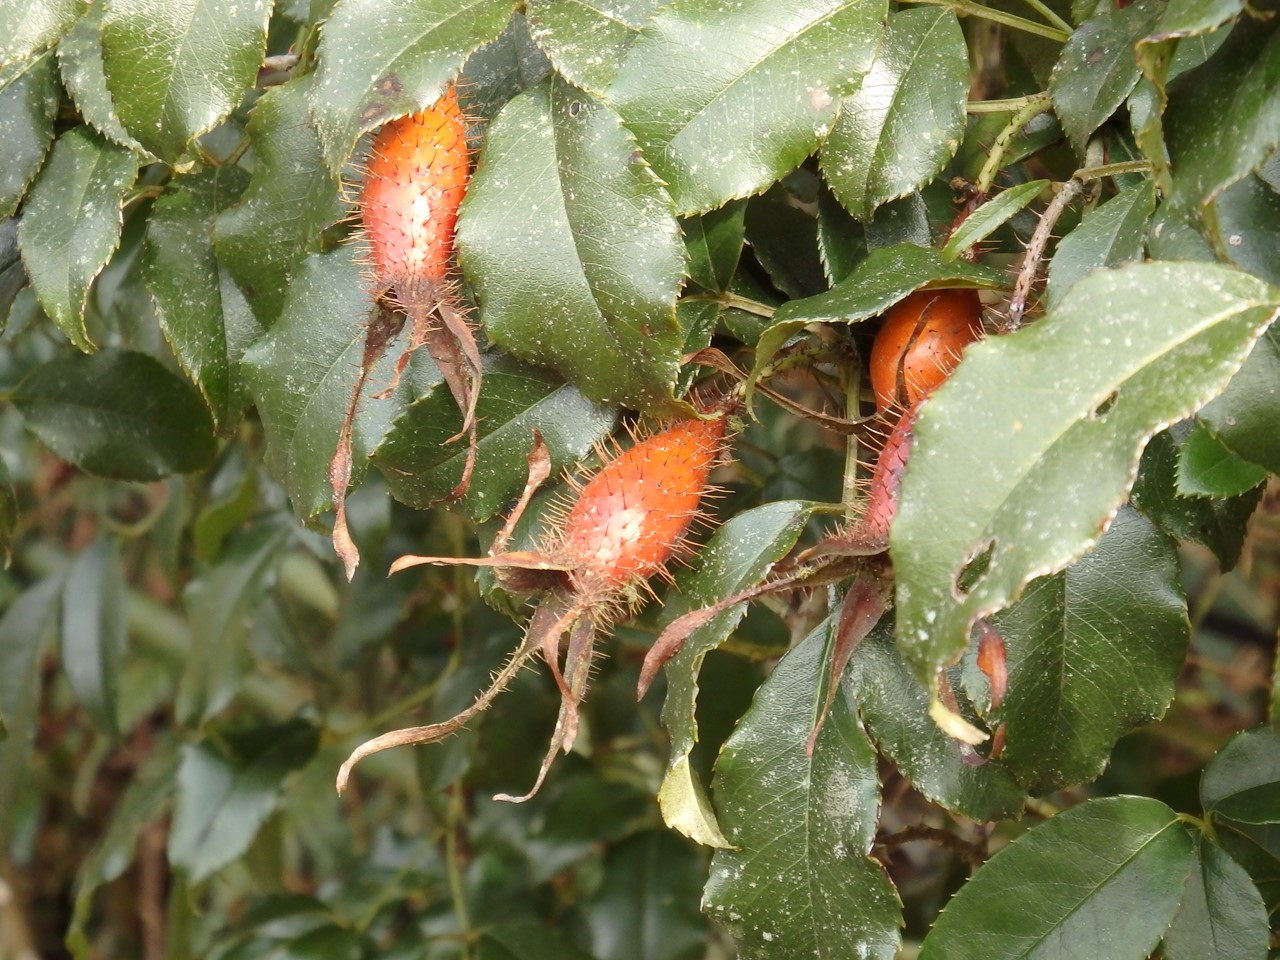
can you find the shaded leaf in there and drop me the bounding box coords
[0,218,24,333]
[145,165,258,431]
[847,619,1025,822]
[706,620,901,960]
[1214,171,1280,287]
[0,50,59,218]
[682,199,747,294]
[1199,324,1280,472]
[56,3,143,151]
[310,0,517,172]
[458,77,685,412]
[17,127,137,351]
[0,457,13,568]
[608,0,885,215]
[13,348,217,480]
[525,0,661,95]
[374,354,616,522]
[941,180,1048,264]
[919,797,1193,960]
[1215,821,1280,911]
[816,184,868,284]
[1201,726,1280,826]
[894,262,1279,683]
[168,719,320,884]
[59,536,127,738]
[656,500,813,847]
[0,0,81,70]
[992,507,1187,793]
[821,7,967,220]
[214,75,347,327]
[1045,180,1155,308]
[743,176,825,299]
[1163,835,1270,960]
[477,923,598,960]
[1176,420,1268,497]
[101,0,271,162]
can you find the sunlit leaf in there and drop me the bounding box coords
[0,50,59,218]
[0,0,81,70]
[56,3,143,151]
[525,0,661,94]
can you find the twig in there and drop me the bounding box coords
[1004,178,1082,331]
[898,0,1071,40]
[875,824,988,869]
[974,93,1054,196]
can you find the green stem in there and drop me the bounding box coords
[681,291,777,319]
[975,93,1055,195]
[966,94,1052,114]
[843,359,863,520]
[898,0,1071,40]
[445,785,473,956]
[1073,159,1154,182]
[1018,0,1073,34]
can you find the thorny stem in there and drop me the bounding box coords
[875,825,988,869]
[843,356,863,519]
[1004,178,1082,331]
[974,93,1054,196]
[898,0,1072,40]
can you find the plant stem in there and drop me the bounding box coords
[966,94,1052,114]
[1018,0,1073,34]
[975,93,1055,196]
[1074,159,1154,182]
[681,292,777,319]
[1004,178,1082,330]
[445,784,473,957]
[898,0,1071,41]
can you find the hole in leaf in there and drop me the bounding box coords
[954,539,995,598]
[568,100,583,118]
[1091,390,1118,419]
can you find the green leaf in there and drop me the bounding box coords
[374,354,616,521]
[1164,17,1280,213]
[168,719,320,884]
[59,537,127,739]
[214,75,347,327]
[0,457,13,568]
[1050,0,1162,154]
[743,177,825,299]
[608,0,886,215]
[941,180,1048,264]
[270,926,365,960]
[477,923,598,960]
[0,217,24,328]
[525,0,661,95]
[1201,726,1280,826]
[1147,0,1245,40]
[991,507,1188,793]
[13,348,217,480]
[67,740,181,959]
[705,620,902,960]
[846,618,1025,822]
[1214,172,1280,287]
[682,199,747,294]
[821,7,967,221]
[144,165,259,432]
[816,184,868,284]
[101,0,272,163]
[581,830,710,960]
[309,0,517,172]
[0,577,60,842]
[1176,419,1268,497]
[241,245,409,520]
[176,519,292,724]
[893,262,1279,683]
[655,501,813,847]
[1199,325,1280,472]
[919,797,1194,960]
[17,128,137,351]
[0,0,81,69]
[56,3,144,151]
[1163,835,1270,960]
[458,77,685,413]
[1045,181,1155,308]
[0,50,59,218]
[1130,425,1260,570]
[749,243,1005,394]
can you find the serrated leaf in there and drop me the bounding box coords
[12,348,217,479]
[1214,172,1280,287]
[1147,0,1245,40]
[214,75,347,327]
[1201,726,1280,826]
[1163,835,1270,960]
[991,507,1187,793]
[682,199,747,294]
[608,0,885,215]
[57,3,143,151]
[1050,0,1162,154]
[373,354,616,521]
[458,76,685,413]
[0,0,81,69]
[1176,419,1268,497]
[0,50,59,218]
[241,245,410,520]
[743,177,825,299]
[168,720,320,884]
[846,617,1024,821]
[67,740,181,958]
[821,7,967,221]
[17,128,137,350]
[941,180,1048,264]
[1164,17,1280,213]
[893,262,1279,683]
[0,218,24,328]
[655,500,813,846]
[919,796,1193,960]
[0,577,60,842]
[309,0,517,172]
[145,165,259,432]
[816,184,868,284]
[1199,324,1280,472]
[1046,181,1155,308]
[525,0,661,95]
[101,0,272,163]
[705,620,901,960]
[59,536,127,739]
[748,243,1005,394]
